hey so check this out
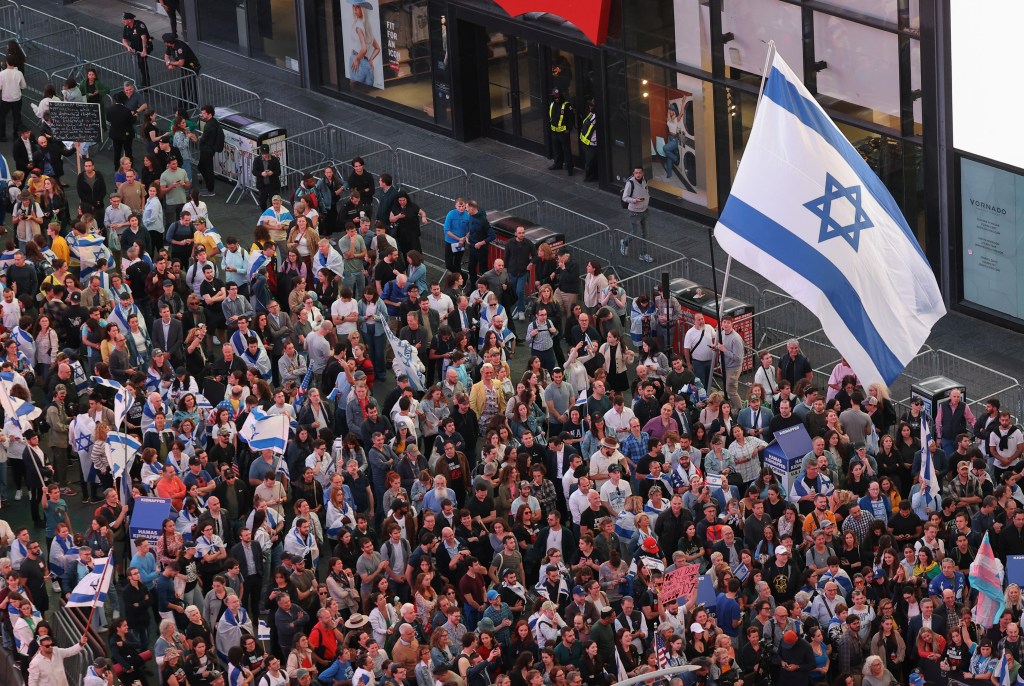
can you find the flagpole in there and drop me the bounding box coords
[710,43,779,397]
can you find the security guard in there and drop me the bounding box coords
[547,88,574,176]
[579,99,597,182]
[162,33,201,115]
[121,13,152,88]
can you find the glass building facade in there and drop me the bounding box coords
[191,0,997,326]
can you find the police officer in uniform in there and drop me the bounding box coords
[579,99,597,182]
[162,33,201,115]
[547,88,574,176]
[121,12,152,87]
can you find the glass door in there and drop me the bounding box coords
[486,31,546,152]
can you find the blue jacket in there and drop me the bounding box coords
[858,494,892,521]
[443,208,470,243]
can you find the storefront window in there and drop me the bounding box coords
[813,12,901,129]
[623,0,708,69]
[626,58,716,212]
[197,1,242,52]
[812,0,920,30]
[251,0,300,70]
[726,87,756,185]
[722,0,802,84]
[312,0,446,125]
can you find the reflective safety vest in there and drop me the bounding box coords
[549,100,569,133]
[579,113,596,146]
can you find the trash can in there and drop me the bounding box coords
[484,211,564,294]
[669,277,755,370]
[212,106,287,189]
[911,376,967,421]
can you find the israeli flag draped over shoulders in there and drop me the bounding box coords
[714,50,945,387]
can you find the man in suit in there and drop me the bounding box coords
[12,125,32,175]
[251,144,281,211]
[151,303,184,366]
[737,394,773,440]
[230,527,265,620]
[906,596,946,652]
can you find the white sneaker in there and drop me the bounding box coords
[113,610,120,619]
[619,238,627,256]
[51,581,60,594]
[14,489,21,501]
[641,253,654,263]
[516,312,525,321]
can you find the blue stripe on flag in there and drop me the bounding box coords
[763,67,927,264]
[719,197,904,383]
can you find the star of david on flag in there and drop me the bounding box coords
[713,48,944,387]
[804,173,873,251]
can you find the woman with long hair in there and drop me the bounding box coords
[578,640,609,686]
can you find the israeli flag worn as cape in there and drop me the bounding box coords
[313,244,346,279]
[65,556,113,607]
[378,309,425,391]
[713,50,945,387]
[70,413,97,484]
[0,379,40,424]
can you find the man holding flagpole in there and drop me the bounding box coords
[27,632,90,686]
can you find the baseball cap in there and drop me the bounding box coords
[642,538,660,554]
[572,585,585,596]
[690,622,705,634]
[783,630,798,645]
[486,589,499,601]
[775,545,789,555]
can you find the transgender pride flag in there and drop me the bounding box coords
[970,532,1005,627]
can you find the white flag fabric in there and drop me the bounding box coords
[714,51,945,386]
[920,415,940,499]
[378,310,426,391]
[66,556,112,607]
[91,376,129,429]
[239,407,290,454]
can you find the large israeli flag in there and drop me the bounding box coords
[65,556,113,608]
[91,376,129,429]
[714,51,945,387]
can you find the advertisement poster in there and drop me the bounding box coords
[960,157,1024,319]
[646,81,707,207]
[214,131,287,189]
[341,0,385,89]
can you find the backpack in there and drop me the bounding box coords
[214,124,225,153]
[621,178,633,209]
[35,406,52,436]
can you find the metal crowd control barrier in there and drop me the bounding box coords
[616,257,690,302]
[687,258,762,319]
[538,200,608,241]
[78,27,124,64]
[50,605,100,685]
[0,0,18,44]
[561,227,615,276]
[21,62,49,101]
[396,148,468,220]
[894,348,1023,420]
[17,6,80,72]
[199,73,262,119]
[264,99,323,138]
[284,124,393,181]
[468,173,538,221]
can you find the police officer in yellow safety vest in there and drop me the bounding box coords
[547,88,574,176]
[579,99,597,182]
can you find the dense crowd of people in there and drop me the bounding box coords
[0,26,1020,686]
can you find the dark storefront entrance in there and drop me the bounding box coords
[450,6,601,161]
